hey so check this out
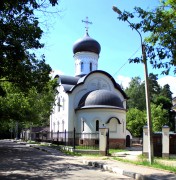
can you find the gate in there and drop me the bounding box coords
[153,134,162,157]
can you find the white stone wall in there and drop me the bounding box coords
[50,86,69,132]
[75,108,126,139]
[74,52,99,76]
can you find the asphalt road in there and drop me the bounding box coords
[0,140,133,180]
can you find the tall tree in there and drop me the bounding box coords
[160,84,173,100]
[0,79,57,126]
[117,0,176,74]
[126,108,146,137]
[151,103,169,132]
[125,77,146,110]
[0,0,59,92]
[148,73,161,101]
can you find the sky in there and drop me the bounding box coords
[39,0,176,97]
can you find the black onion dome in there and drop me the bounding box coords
[78,90,123,108]
[73,32,101,54]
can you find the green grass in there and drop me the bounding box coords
[27,140,40,144]
[109,148,128,155]
[113,155,176,173]
[75,145,99,150]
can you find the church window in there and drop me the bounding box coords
[96,120,99,131]
[90,62,92,71]
[58,97,60,112]
[57,121,59,131]
[109,118,117,132]
[53,122,55,132]
[62,120,64,132]
[62,97,64,110]
[81,62,84,72]
[82,121,85,132]
[122,120,124,133]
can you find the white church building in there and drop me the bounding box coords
[50,29,131,148]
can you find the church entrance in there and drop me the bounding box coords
[126,135,130,147]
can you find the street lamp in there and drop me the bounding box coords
[112,6,153,164]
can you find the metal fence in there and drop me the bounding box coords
[25,129,99,150]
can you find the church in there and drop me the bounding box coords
[50,25,131,148]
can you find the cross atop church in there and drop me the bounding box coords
[82,17,92,33]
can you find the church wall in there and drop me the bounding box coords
[76,108,126,139]
[50,86,69,132]
[74,52,99,76]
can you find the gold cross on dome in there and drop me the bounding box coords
[82,17,92,32]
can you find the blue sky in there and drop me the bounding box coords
[39,0,176,96]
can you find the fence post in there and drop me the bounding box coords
[162,125,170,158]
[99,127,108,156]
[143,126,148,157]
[65,129,66,146]
[73,128,76,149]
[57,130,59,142]
[51,130,53,142]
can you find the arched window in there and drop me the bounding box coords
[90,62,92,71]
[96,120,99,131]
[57,121,59,131]
[82,121,85,132]
[62,120,64,132]
[62,97,64,111]
[58,97,60,112]
[53,122,55,132]
[81,62,84,72]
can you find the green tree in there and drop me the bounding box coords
[160,84,173,101]
[151,103,169,132]
[117,0,176,74]
[126,108,146,137]
[148,73,161,102]
[125,77,146,110]
[0,79,57,127]
[0,0,59,92]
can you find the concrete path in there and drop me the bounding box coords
[0,140,132,180]
[28,143,176,180]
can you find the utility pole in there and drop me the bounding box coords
[112,6,153,164]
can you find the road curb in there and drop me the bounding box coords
[30,145,144,179]
[82,160,144,180]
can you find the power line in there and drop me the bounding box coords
[113,46,141,77]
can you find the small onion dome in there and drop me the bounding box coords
[73,32,101,54]
[78,89,123,108]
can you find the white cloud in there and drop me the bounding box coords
[116,75,131,89]
[158,76,176,97]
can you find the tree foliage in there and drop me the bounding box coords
[125,77,146,110]
[0,0,59,92]
[0,0,60,135]
[117,0,176,74]
[125,73,175,136]
[151,103,169,132]
[0,79,57,127]
[127,108,146,137]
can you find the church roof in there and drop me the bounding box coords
[73,32,101,54]
[78,89,124,109]
[67,70,128,99]
[57,71,128,100]
[59,75,80,85]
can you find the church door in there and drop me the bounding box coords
[126,135,130,147]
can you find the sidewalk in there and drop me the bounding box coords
[18,141,176,180]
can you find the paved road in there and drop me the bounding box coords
[0,140,133,180]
